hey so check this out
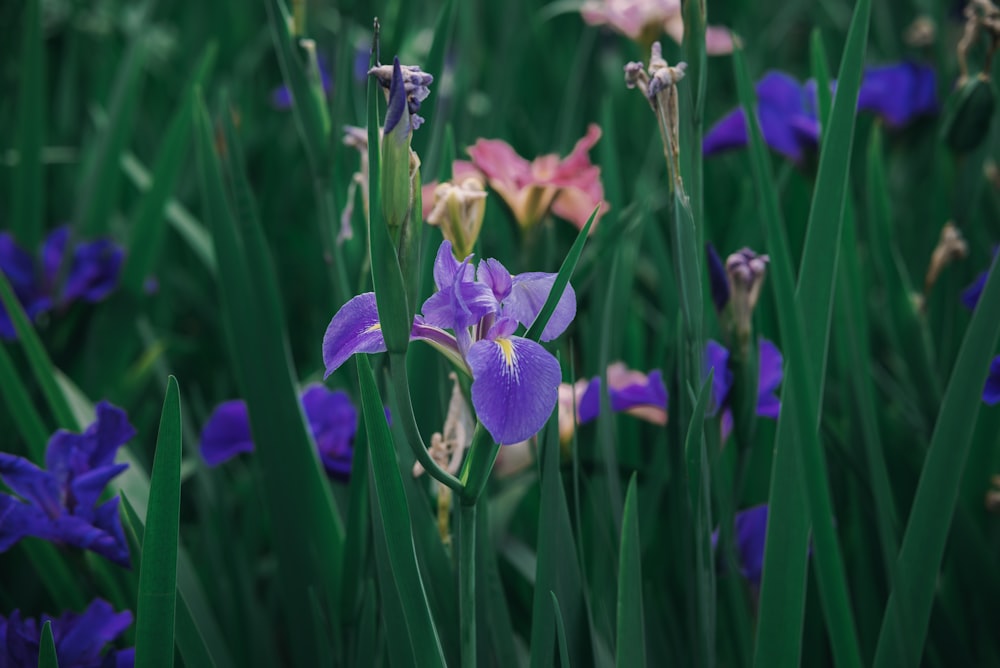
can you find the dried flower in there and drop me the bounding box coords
[426,177,488,260]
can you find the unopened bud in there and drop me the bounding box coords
[726,248,769,345]
[426,178,487,259]
[943,75,996,153]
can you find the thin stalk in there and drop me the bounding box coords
[314,178,351,309]
[388,353,464,494]
[459,501,477,668]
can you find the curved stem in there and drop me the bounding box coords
[389,353,464,494]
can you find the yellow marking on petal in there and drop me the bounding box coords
[496,338,515,369]
[364,323,382,333]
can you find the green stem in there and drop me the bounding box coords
[388,353,464,494]
[314,178,351,309]
[457,425,500,505]
[459,501,477,668]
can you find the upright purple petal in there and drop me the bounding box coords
[200,400,254,466]
[706,243,730,311]
[420,251,496,330]
[301,385,358,479]
[504,272,576,341]
[466,335,562,444]
[575,378,605,424]
[384,57,408,136]
[858,62,938,128]
[756,339,783,419]
[322,292,388,377]
[433,240,472,290]
[40,227,70,286]
[734,504,769,585]
[68,463,129,518]
[756,72,818,162]
[705,340,733,414]
[63,238,124,303]
[54,599,133,665]
[477,258,513,302]
[984,356,1000,406]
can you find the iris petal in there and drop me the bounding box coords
[302,385,358,478]
[505,272,576,341]
[466,336,561,444]
[984,356,1000,406]
[199,400,254,466]
[756,339,784,419]
[323,292,388,377]
[734,504,769,586]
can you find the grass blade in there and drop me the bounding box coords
[552,591,571,668]
[11,0,45,249]
[0,272,79,430]
[616,474,646,668]
[874,259,1000,666]
[357,355,447,667]
[135,376,182,668]
[0,343,49,461]
[194,93,345,665]
[122,44,217,294]
[38,620,58,668]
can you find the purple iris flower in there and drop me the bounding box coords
[323,240,575,445]
[712,504,768,588]
[706,242,730,312]
[961,248,997,310]
[704,338,783,439]
[0,402,135,568]
[0,227,123,340]
[576,367,668,425]
[984,356,1000,406]
[271,55,332,109]
[1,598,134,668]
[703,62,937,161]
[200,384,359,479]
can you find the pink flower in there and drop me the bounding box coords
[581,0,734,55]
[466,124,608,232]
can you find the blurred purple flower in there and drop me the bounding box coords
[961,248,997,310]
[705,338,783,439]
[712,504,768,588]
[0,227,123,340]
[704,62,937,161]
[984,356,1000,406]
[0,598,134,668]
[706,243,730,312]
[323,240,575,445]
[199,384,358,480]
[576,363,669,425]
[271,55,332,109]
[0,402,135,568]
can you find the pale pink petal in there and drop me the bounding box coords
[550,124,603,183]
[664,14,685,45]
[467,138,533,187]
[421,180,438,220]
[705,26,735,55]
[551,185,606,233]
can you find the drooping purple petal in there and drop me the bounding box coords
[0,495,34,551]
[503,272,576,341]
[577,369,669,425]
[0,454,62,518]
[466,335,562,444]
[575,378,604,424]
[322,292,388,377]
[703,108,749,156]
[705,340,733,414]
[857,62,938,128]
[984,356,1000,406]
[301,384,358,479]
[199,400,254,466]
[962,270,987,310]
[706,243,730,311]
[734,504,769,585]
[756,339,783,419]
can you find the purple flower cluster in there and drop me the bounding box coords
[0,402,134,568]
[1,598,134,668]
[703,62,938,162]
[200,385,359,479]
[323,240,575,445]
[0,227,123,340]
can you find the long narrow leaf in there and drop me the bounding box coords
[135,377,182,668]
[616,474,646,668]
[11,0,45,249]
[38,620,58,668]
[357,355,447,667]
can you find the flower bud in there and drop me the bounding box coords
[426,178,488,259]
[943,75,996,153]
[725,248,769,345]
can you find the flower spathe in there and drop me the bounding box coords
[0,227,124,340]
[0,598,134,668]
[0,402,135,567]
[200,385,359,479]
[465,124,608,231]
[323,240,576,445]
